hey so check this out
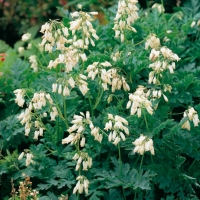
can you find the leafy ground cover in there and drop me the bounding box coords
[1,0,200,199]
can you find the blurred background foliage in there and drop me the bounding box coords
[0,0,185,47]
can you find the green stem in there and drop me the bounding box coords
[44,144,56,154]
[150,154,154,164]
[133,155,140,167]
[134,39,145,46]
[93,89,104,109]
[189,159,196,172]
[118,143,126,200]
[77,143,81,200]
[142,108,149,132]
[134,190,137,200]
[63,97,69,129]
[32,41,48,64]
[55,104,65,119]
[161,0,164,8]
[146,0,149,12]
[139,154,144,175]
[118,143,122,175]
[99,128,108,137]
[88,95,94,121]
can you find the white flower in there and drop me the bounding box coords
[101,61,112,67]
[63,86,70,96]
[62,134,75,144]
[50,107,58,121]
[29,55,38,72]
[26,153,33,166]
[113,136,121,145]
[193,114,199,126]
[191,21,196,28]
[33,131,40,140]
[166,30,172,34]
[163,94,168,102]
[104,114,129,145]
[133,135,155,155]
[152,3,165,13]
[13,89,25,107]
[182,107,199,130]
[18,47,25,54]
[149,49,160,61]
[58,84,62,94]
[145,34,160,50]
[22,33,31,41]
[182,120,190,131]
[45,93,53,104]
[68,77,76,88]
[18,152,25,160]
[113,0,139,42]
[73,176,90,195]
[127,86,154,116]
[52,84,57,92]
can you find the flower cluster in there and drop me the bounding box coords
[29,55,38,72]
[87,61,130,92]
[133,134,155,155]
[40,21,69,53]
[15,91,58,137]
[191,20,200,28]
[13,89,25,107]
[73,152,92,171]
[146,34,180,85]
[152,3,165,13]
[111,51,121,61]
[182,107,200,131]
[62,112,91,146]
[126,85,153,117]
[145,34,180,103]
[41,10,99,71]
[47,49,79,72]
[148,89,168,102]
[90,123,103,143]
[145,34,160,50]
[73,176,89,194]
[113,0,139,42]
[77,74,89,96]
[18,151,34,166]
[40,21,81,72]
[70,10,99,49]
[52,77,75,97]
[104,114,129,145]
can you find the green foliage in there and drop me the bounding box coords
[1,0,200,199]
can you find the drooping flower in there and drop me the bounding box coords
[62,112,91,145]
[152,3,165,13]
[127,86,153,117]
[73,152,92,171]
[22,33,31,41]
[133,134,155,155]
[29,55,38,72]
[104,114,129,146]
[73,176,90,194]
[14,89,25,107]
[26,153,34,166]
[181,107,200,130]
[145,34,160,50]
[113,0,139,42]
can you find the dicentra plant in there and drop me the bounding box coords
[1,0,200,199]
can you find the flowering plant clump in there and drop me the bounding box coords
[1,0,200,199]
